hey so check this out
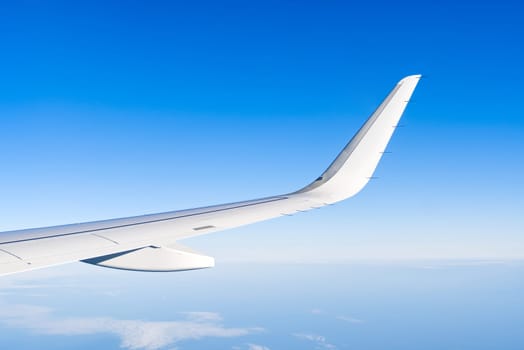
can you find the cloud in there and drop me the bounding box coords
[180,311,223,322]
[246,343,270,350]
[232,343,271,350]
[309,308,364,324]
[336,315,364,324]
[0,303,262,350]
[293,333,336,349]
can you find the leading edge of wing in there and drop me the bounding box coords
[0,75,421,245]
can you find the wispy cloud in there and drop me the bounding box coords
[310,308,324,315]
[180,311,223,322]
[0,303,262,350]
[309,308,364,325]
[246,343,271,350]
[293,333,336,349]
[336,315,364,324]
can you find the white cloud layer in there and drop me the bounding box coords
[0,303,262,350]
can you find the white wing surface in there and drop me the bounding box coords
[0,75,421,276]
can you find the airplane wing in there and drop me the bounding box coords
[0,75,421,276]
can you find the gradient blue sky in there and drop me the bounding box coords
[1,2,524,350]
[0,0,523,261]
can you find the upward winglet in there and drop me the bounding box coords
[296,75,421,203]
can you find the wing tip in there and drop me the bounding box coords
[398,74,422,85]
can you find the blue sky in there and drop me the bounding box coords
[0,0,523,262]
[1,1,524,349]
